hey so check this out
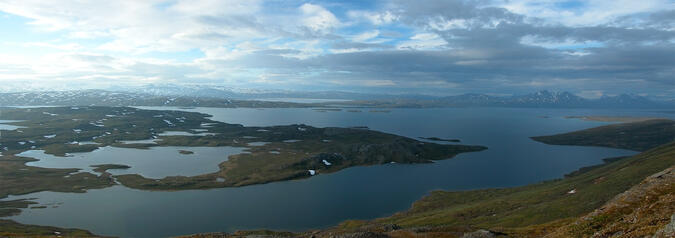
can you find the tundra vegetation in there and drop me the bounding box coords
[0,106,485,236]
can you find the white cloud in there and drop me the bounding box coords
[499,0,674,26]
[0,0,672,96]
[348,10,399,25]
[299,3,340,34]
[397,33,447,50]
[352,30,380,42]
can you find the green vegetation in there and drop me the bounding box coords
[532,119,675,151]
[0,219,99,238]
[116,126,484,190]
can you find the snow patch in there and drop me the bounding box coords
[163,120,174,126]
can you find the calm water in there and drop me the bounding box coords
[0,120,24,130]
[7,107,672,238]
[21,146,244,179]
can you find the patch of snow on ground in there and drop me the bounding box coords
[322,160,331,166]
[44,134,56,138]
[308,169,316,175]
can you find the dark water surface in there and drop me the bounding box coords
[7,107,671,237]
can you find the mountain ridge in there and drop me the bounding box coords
[0,89,670,109]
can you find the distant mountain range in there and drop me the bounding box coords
[0,88,671,109]
[432,90,670,108]
[0,90,307,108]
[112,84,436,101]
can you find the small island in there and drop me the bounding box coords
[419,137,461,143]
[179,150,195,155]
[91,164,131,173]
[564,115,666,123]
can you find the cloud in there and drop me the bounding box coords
[0,0,673,98]
[299,3,341,34]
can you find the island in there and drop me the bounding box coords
[564,115,666,123]
[418,137,461,143]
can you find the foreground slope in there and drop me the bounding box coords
[301,142,674,238]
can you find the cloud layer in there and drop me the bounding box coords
[0,0,673,98]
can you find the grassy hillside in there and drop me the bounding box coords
[0,220,99,238]
[546,167,674,237]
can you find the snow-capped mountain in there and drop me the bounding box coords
[436,90,669,108]
[508,90,587,106]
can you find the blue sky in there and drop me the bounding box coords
[0,0,673,99]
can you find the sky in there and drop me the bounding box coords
[0,0,673,99]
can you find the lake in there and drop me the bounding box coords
[6,107,671,237]
[20,146,244,179]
